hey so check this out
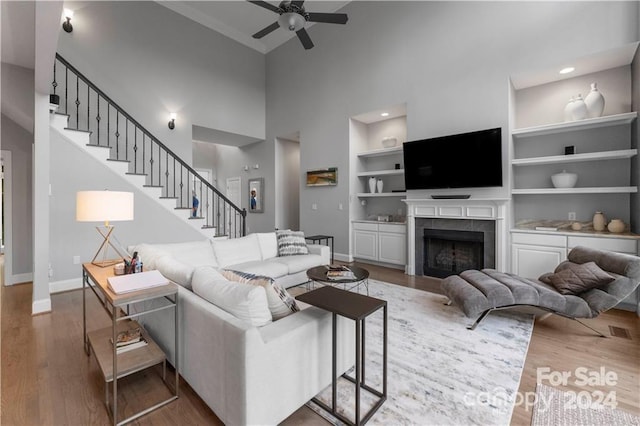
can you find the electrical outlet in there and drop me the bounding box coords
[361,199,367,206]
[568,212,576,220]
[338,203,343,210]
[48,263,53,278]
[73,255,81,265]
[312,203,318,210]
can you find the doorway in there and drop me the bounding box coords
[275,137,300,230]
[1,151,12,285]
[226,176,241,235]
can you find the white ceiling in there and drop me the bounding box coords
[157,0,350,54]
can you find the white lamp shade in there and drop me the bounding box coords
[76,191,134,222]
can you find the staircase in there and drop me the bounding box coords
[50,54,246,239]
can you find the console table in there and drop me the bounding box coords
[82,263,179,426]
[296,286,387,425]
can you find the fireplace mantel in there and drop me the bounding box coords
[402,198,510,275]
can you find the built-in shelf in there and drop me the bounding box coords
[512,149,638,166]
[356,169,404,177]
[356,146,403,158]
[512,112,637,138]
[512,186,638,195]
[357,192,407,197]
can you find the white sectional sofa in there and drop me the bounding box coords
[129,233,354,425]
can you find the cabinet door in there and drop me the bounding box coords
[378,232,406,265]
[353,230,378,261]
[511,244,566,279]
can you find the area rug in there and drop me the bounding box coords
[531,383,640,426]
[303,279,534,425]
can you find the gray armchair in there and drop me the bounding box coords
[441,246,640,336]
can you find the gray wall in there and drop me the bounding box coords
[275,138,300,231]
[49,128,205,282]
[56,1,266,164]
[0,63,34,132]
[632,48,640,234]
[1,114,33,276]
[265,1,639,257]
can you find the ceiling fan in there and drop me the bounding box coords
[248,1,349,50]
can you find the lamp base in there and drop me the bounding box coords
[91,259,121,268]
[91,225,129,267]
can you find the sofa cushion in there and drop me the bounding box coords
[225,260,289,279]
[256,232,278,260]
[270,254,324,275]
[155,255,195,289]
[150,240,218,268]
[222,270,299,320]
[192,267,272,327]
[127,243,170,270]
[276,230,309,256]
[539,261,615,295]
[212,234,262,267]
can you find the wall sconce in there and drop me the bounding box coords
[62,9,74,33]
[168,113,177,130]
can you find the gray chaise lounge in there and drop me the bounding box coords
[441,246,640,336]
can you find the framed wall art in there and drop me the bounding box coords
[306,168,337,187]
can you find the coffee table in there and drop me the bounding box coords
[306,265,370,295]
[296,286,387,426]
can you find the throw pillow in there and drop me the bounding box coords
[192,267,272,327]
[276,229,309,257]
[539,261,615,295]
[222,270,299,320]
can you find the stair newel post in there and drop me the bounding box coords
[241,208,247,237]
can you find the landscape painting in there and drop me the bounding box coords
[306,168,338,187]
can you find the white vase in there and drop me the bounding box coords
[563,97,574,122]
[368,177,376,193]
[572,94,587,120]
[376,179,384,193]
[584,83,605,118]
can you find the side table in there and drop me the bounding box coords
[296,286,387,425]
[305,234,335,264]
[82,263,179,426]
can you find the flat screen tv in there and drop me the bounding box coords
[403,127,502,190]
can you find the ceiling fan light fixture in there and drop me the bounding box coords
[278,12,305,32]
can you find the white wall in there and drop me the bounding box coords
[1,115,33,278]
[49,127,205,283]
[265,1,640,256]
[56,1,266,165]
[0,63,34,132]
[275,137,300,231]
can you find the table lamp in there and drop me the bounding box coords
[76,190,134,267]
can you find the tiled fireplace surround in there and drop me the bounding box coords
[404,198,509,276]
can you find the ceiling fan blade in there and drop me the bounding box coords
[296,28,314,50]
[247,1,281,14]
[307,12,348,24]
[291,0,305,7]
[252,21,280,39]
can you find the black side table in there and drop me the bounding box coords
[296,286,387,425]
[305,234,334,264]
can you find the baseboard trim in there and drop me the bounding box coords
[50,278,83,294]
[32,298,52,315]
[6,272,33,286]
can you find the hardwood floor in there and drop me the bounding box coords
[1,262,638,425]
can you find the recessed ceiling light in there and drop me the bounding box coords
[381,112,389,117]
[559,67,575,75]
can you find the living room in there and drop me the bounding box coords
[2,1,639,425]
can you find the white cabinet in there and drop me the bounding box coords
[512,244,567,278]
[353,222,406,266]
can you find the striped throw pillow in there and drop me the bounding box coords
[222,270,299,320]
[276,230,309,257]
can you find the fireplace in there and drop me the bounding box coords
[414,218,496,277]
[423,229,484,278]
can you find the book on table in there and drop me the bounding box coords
[107,270,169,294]
[109,327,148,353]
[327,268,356,280]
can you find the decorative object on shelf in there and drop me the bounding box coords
[376,178,384,193]
[564,145,575,155]
[551,170,577,188]
[592,211,606,231]
[584,82,605,118]
[607,219,625,233]
[571,222,582,231]
[563,97,574,122]
[368,176,377,193]
[382,136,397,148]
[571,94,587,120]
[395,163,401,170]
[306,168,338,187]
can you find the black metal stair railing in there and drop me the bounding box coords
[52,53,246,238]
